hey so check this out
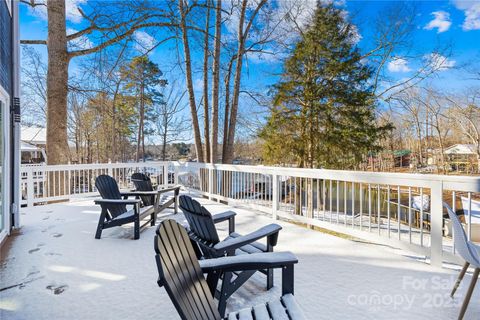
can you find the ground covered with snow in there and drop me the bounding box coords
[1,194,479,319]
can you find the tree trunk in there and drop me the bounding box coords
[136,85,144,162]
[222,57,234,163]
[46,0,69,165]
[162,129,167,161]
[111,81,121,162]
[476,149,480,174]
[210,0,222,163]
[202,1,211,163]
[223,0,248,164]
[179,0,204,162]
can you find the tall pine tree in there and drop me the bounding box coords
[120,56,167,162]
[260,5,392,169]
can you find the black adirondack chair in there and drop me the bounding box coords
[179,195,282,315]
[154,219,305,320]
[131,172,180,215]
[94,174,161,240]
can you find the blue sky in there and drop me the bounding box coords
[19,0,480,135]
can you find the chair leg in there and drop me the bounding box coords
[218,272,233,317]
[134,217,140,240]
[151,212,156,226]
[458,268,479,320]
[95,210,107,239]
[266,268,274,290]
[95,223,103,239]
[282,264,295,296]
[451,262,470,298]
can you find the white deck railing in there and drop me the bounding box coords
[21,161,480,267]
[20,162,173,207]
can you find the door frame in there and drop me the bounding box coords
[0,84,11,243]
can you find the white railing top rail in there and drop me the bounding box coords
[21,161,170,171]
[177,162,480,192]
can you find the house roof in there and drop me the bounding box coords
[21,141,42,152]
[444,144,476,155]
[394,149,411,157]
[21,127,46,145]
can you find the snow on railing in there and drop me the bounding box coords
[20,161,480,267]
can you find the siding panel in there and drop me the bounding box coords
[0,0,12,94]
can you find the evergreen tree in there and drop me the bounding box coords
[259,5,392,169]
[120,56,167,162]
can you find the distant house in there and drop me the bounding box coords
[393,149,411,168]
[444,144,477,173]
[0,0,20,243]
[21,126,46,163]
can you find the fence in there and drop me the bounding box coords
[177,162,480,267]
[20,162,173,207]
[21,161,480,267]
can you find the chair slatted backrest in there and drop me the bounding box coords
[155,220,221,320]
[179,195,220,248]
[95,175,127,218]
[131,172,155,206]
[444,202,480,266]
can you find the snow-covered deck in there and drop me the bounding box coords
[1,195,479,319]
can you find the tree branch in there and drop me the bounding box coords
[20,40,47,45]
[19,0,46,7]
[68,22,177,59]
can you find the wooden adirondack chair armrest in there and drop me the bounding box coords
[212,211,236,234]
[199,251,297,273]
[212,211,236,223]
[213,224,282,253]
[156,185,181,194]
[94,199,142,206]
[121,191,159,197]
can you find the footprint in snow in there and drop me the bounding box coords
[42,216,50,220]
[41,225,55,233]
[27,270,40,277]
[28,248,40,254]
[51,233,63,238]
[46,284,68,295]
[44,252,62,256]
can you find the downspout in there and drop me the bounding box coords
[11,0,21,229]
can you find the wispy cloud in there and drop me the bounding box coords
[424,11,451,33]
[67,28,93,51]
[193,78,203,92]
[24,0,87,23]
[387,58,411,73]
[425,53,456,71]
[246,51,281,64]
[454,0,480,31]
[133,31,156,55]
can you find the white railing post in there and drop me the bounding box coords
[26,167,34,207]
[107,160,113,177]
[208,167,214,200]
[272,174,279,220]
[173,162,179,185]
[163,164,169,187]
[430,181,444,268]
